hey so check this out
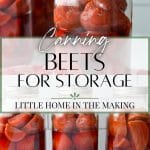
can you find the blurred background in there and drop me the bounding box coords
[133,0,150,36]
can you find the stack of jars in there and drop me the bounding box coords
[52,113,98,150]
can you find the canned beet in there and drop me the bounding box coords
[54,0,132,36]
[0,113,45,150]
[0,0,54,37]
[108,113,150,150]
[52,113,98,150]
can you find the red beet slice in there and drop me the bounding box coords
[109,113,127,138]
[0,18,22,37]
[128,120,149,150]
[23,115,44,134]
[6,0,30,17]
[0,135,16,150]
[80,1,111,32]
[76,114,97,132]
[73,131,98,150]
[112,0,127,11]
[0,11,11,26]
[53,114,76,133]
[0,114,13,135]
[0,123,5,134]
[111,9,131,36]
[8,114,32,128]
[54,6,81,31]
[128,113,149,122]
[16,135,35,150]
[113,137,130,149]
[0,0,14,9]
[5,123,26,142]
[53,132,73,150]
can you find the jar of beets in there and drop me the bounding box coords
[0,0,54,37]
[0,113,45,150]
[54,0,132,36]
[108,113,150,150]
[52,113,98,150]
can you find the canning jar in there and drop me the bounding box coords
[54,0,132,36]
[108,113,150,150]
[0,0,54,37]
[0,113,45,150]
[52,113,98,150]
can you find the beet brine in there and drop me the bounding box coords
[0,0,54,37]
[108,113,150,150]
[0,113,45,150]
[52,113,98,150]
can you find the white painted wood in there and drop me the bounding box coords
[98,114,109,150]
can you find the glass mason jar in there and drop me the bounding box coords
[108,113,150,150]
[0,113,45,150]
[52,113,98,150]
[54,0,132,36]
[0,0,54,37]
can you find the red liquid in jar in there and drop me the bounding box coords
[54,0,132,37]
[52,113,98,150]
[108,113,150,150]
[0,0,31,37]
[31,0,54,36]
[0,114,45,150]
[0,0,54,37]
